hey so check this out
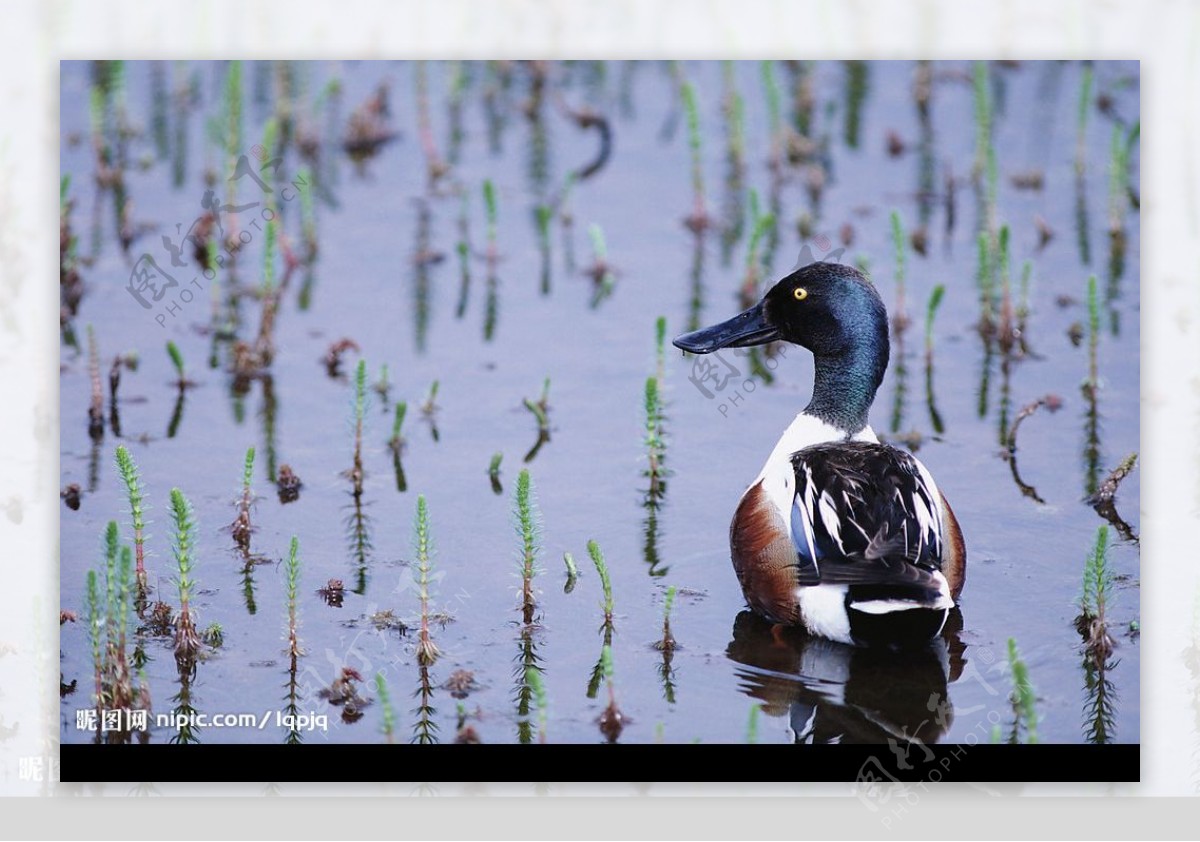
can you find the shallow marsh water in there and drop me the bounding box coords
[60,60,1139,746]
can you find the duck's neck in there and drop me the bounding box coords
[804,345,887,435]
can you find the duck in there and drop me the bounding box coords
[674,261,965,648]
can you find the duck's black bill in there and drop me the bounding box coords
[672,302,780,354]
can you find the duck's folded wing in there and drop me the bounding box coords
[789,441,945,589]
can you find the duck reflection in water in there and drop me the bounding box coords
[726,609,967,745]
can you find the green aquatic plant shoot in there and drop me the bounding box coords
[976,230,995,330]
[889,209,909,331]
[413,494,439,666]
[489,452,503,477]
[587,539,614,628]
[972,61,991,179]
[350,359,367,497]
[680,80,709,229]
[924,285,945,361]
[169,487,200,662]
[761,60,783,166]
[86,569,103,707]
[1108,121,1137,234]
[104,520,119,653]
[421,380,439,416]
[231,446,255,551]
[514,469,542,624]
[389,401,407,451]
[114,445,147,588]
[659,585,677,652]
[740,189,774,304]
[166,340,187,387]
[375,672,395,744]
[747,703,760,744]
[223,60,243,160]
[587,223,616,302]
[523,378,550,434]
[997,224,1015,347]
[202,621,224,648]
[1075,62,1093,176]
[1005,638,1039,744]
[285,536,302,658]
[84,328,102,433]
[483,178,498,260]
[1017,261,1033,325]
[644,377,668,493]
[1078,525,1116,663]
[1085,274,1100,390]
[297,164,317,254]
[655,316,667,386]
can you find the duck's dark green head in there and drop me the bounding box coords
[673,262,889,432]
[674,262,887,358]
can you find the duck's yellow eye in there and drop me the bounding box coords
[793,287,808,301]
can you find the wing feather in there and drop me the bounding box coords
[789,441,945,591]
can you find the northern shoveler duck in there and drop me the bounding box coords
[674,262,965,648]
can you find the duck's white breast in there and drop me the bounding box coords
[748,412,879,526]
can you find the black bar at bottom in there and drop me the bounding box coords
[61,743,1138,783]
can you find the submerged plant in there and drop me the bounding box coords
[596,644,625,743]
[514,469,542,625]
[526,666,548,744]
[413,495,439,666]
[169,488,201,663]
[114,445,147,591]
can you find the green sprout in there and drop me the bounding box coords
[587,539,614,628]
[514,469,542,624]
